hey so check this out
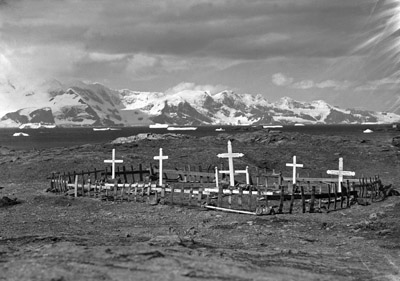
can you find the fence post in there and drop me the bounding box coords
[289,182,295,214]
[248,185,253,212]
[238,186,243,208]
[74,175,78,198]
[218,181,223,207]
[309,186,315,213]
[278,185,284,214]
[334,183,338,210]
[327,184,331,210]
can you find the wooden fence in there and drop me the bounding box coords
[49,164,386,215]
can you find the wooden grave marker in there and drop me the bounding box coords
[217,140,244,187]
[286,156,303,184]
[327,157,355,192]
[104,149,123,179]
[154,148,168,186]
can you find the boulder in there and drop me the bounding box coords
[111,133,190,144]
[391,136,400,147]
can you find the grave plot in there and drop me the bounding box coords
[48,142,394,215]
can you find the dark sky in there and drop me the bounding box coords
[1,0,399,109]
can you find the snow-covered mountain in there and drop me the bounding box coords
[0,80,399,127]
[119,89,400,125]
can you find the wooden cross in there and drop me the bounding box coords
[327,157,355,192]
[154,148,168,186]
[104,149,123,179]
[217,140,244,186]
[286,156,303,184]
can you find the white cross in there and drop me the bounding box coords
[217,140,244,186]
[154,148,169,186]
[327,157,355,192]
[104,149,123,179]
[286,156,304,184]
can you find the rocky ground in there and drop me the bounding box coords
[0,129,400,280]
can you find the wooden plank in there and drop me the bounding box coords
[301,186,305,213]
[327,184,331,210]
[257,187,262,213]
[74,175,78,198]
[189,188,193,206]
[134,183,138,202]
[228,188,232,209]
[114,180,118,201]
[147,184,151,204]
[161,185,165,204]
[249,185,253,212]
[127,183,132,202]
[340,183,344,208]
[334,184,338,210]
[289,183,295,214]
[180,186,184,205]
[198,190,203,207]
[122,166,128,183]
[158,169,216,179]
[130,165,136,183]
[81,171,85,197]
[345,183,350,208]
[204,205,257,215]
[238,187,243,208]
[87,179,92,197]
[310,186,315,213]
[217,182,223,207]
[278,185,284,214]
[286,177,359,183]
[139,164,145,182]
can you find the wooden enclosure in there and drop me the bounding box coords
[49,163,386,216]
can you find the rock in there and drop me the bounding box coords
[111,133,190,144]
[377,229,392,236]
[357,198,370,206]
[148,235,182,246]
[0,146,13,156]
[369,213,378,220]
[392,136,400,147]
[0,196,20,207]
[349,236,364,241]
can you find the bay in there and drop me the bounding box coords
[0,124,397,151]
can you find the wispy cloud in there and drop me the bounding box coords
[0,0,375,88]
[271,73,293,86]
[272,73,352,91]
[165,82,229,95]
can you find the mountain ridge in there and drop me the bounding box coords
[0,80,399,127]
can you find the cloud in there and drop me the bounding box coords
[0,0,378,91]
[272,73,293,86]
[0,0,374,60]
[272,72,352,91]
[88,53,128,63]
[165,82,228,95]
[354,77,400,91]
[315,80,352,90]
[292,80,314,89]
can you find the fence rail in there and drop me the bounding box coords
[48,164,386,215]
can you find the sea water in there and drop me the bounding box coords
[0,124,397,151]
